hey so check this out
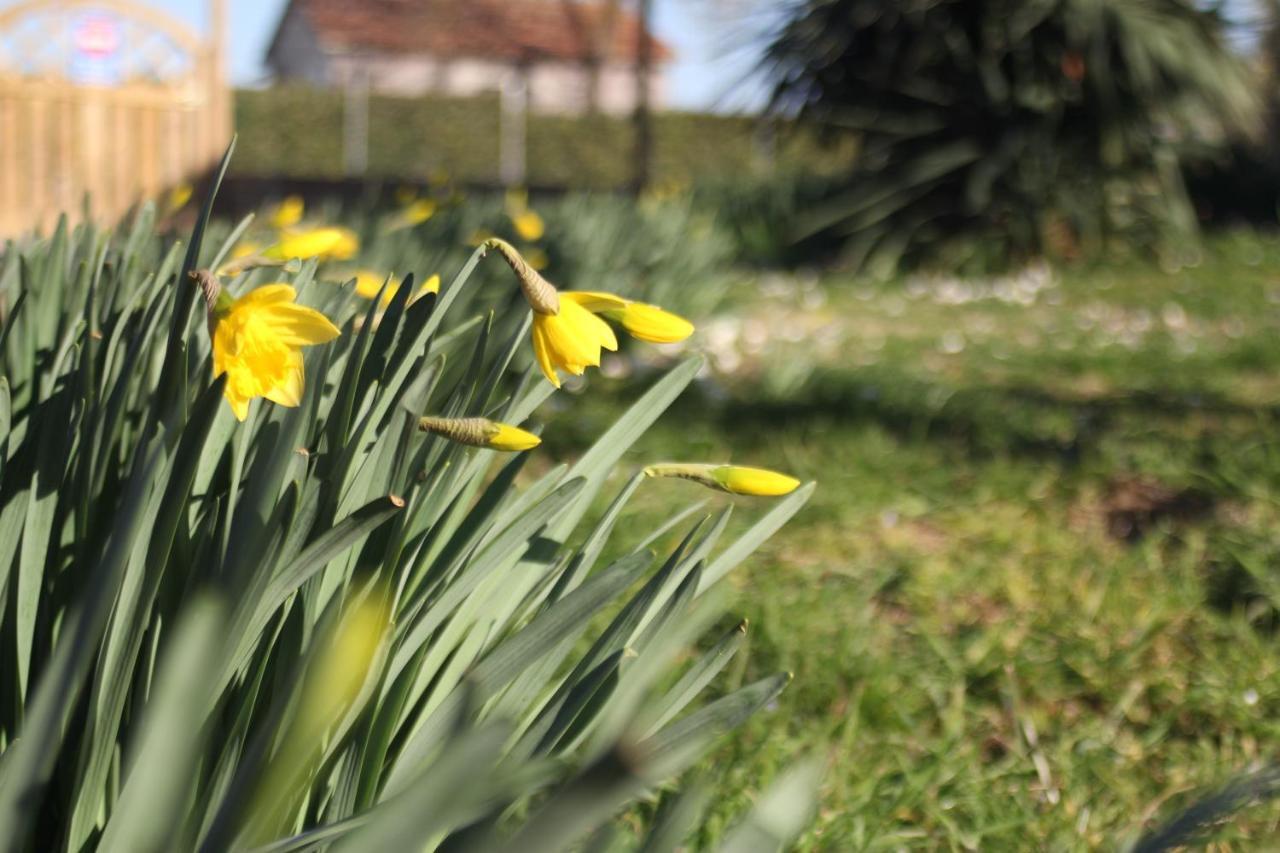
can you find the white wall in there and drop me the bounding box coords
[274,32,668,116]
[527,61,592,114]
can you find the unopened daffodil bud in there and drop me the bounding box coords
[643,463,801,497]
[418,416,541,452]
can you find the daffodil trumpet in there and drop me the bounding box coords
[196,272,341,421]
[643,463,802,497]
[483,238,694,387]
[418,416,541,452]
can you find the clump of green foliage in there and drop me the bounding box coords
[765,0,1258,273]
[0,149,816,851]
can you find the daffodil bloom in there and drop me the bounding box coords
[395,198,436,227]
[204,281,341,421]
[354,271,441,307]
[643,463,802,497]
[230,240,261,261]
[302,593,389,728]
[268,195,305,229]
[483,239,693,388]
[166,182,193,212]
[418,416,541,451]
[511,209,545,242]
[262,226,359,262]
[505,188,546,241]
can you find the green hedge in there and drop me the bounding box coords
[232,87,855,187]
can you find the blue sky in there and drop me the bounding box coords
[131,0,773,112]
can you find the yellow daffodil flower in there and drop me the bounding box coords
[268,195,305,229]
[418,416,541,451]
[230,241,261,261]
[207,282,341,421]
[166,182,193,213]
[505,188,546,241]
[511,209,545,242]
[353,271,441,307]
[643,463,802,497]
[250,589,391,839]
[397,198,437,227]
[483,239,693,388]
[263,226,359,262]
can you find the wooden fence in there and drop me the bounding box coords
[0,0,230,237]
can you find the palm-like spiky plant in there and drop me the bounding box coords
[765,0,1258,272]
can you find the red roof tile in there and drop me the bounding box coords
[284,0,672,64]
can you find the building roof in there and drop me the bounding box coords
[270,0,673,65]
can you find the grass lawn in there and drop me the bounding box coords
[543,231,1280,849]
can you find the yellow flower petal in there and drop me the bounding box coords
[561,291,630,313]
[230,241,261,261]
[401,198,436,225]
[562,292,693,344]
[167,183,193,212]
[263,349,305,407]
[531,322,560,387]
[257,302,341,347]
[354,270,391,300]
[262,226,358,262]
[511,209,545,242]
[226,390,251,422]
[268,195,305,229]
[233,283,296,309]
[613,302,694,343]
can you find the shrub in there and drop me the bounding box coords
[231,87,857,189]
[764,0,1258,273]
[0,149,815,850]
